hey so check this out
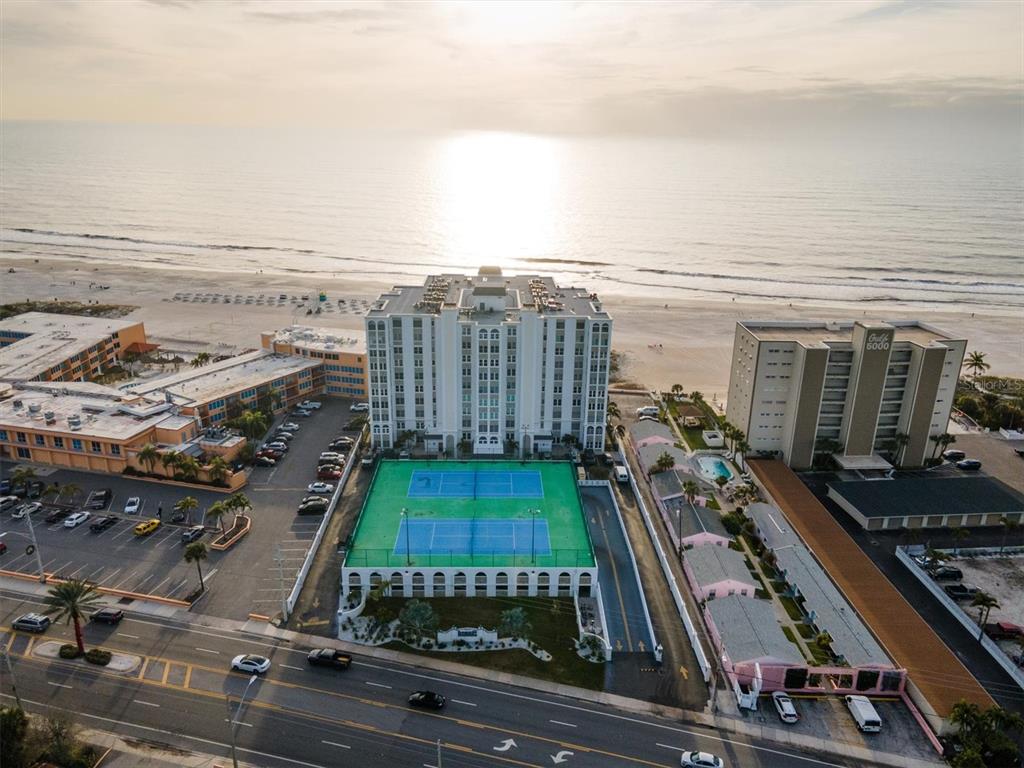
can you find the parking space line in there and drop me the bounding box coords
[161,663,171,685]
[134,575,156,591]
[151,576,174,594]
[66,564,89,579]
[112,571,138,590]
[39,557,58,572]
[184,665,193,689]
[5,554,29,570]
[97,568,122,586]
[137,659,149,679]
[108,526,134,543]
[85,566,106,582]
[165,579,189,597]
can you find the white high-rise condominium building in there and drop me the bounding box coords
[726,320,966,470]
[365,268,612,456]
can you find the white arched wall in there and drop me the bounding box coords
[343,566,598,599]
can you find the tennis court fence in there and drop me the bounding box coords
[343,548,595,569]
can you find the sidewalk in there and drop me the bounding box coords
[89,728,259,768]
[2,576,943,768]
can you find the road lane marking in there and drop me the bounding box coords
[321,740,351,749]
[133,700,160,707]
[549,719,577,728]
[281,664,303,671]
[365,681,391,689]
[47,682,72,689]
[117,633,140,639]
[225,718,253,728]
[195,647,220,654]
[452,699,477,706]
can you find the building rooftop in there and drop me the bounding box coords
[684,545,753,590]
[637,443,688,473]
[628,419,676,448]
[747,502,803,551]
[774,546,891,668]
[127,350,321,407]
[739,320,960,348]
[828,476,1024,519]
[366,269,609,321]
[264,325,365,353]
[0,382,194,441]
[664,495,729,541]
[0,311,139,338]
[707,596,804,666]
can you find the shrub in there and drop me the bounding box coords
[421,641,433,650]
[59,644,81,659]
[721,513,743,536]
[85,648,112,666]
[123,466,139,476]
[454,639,466,648]
[437,642,447,649]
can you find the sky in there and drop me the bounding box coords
[1,0,1021,136]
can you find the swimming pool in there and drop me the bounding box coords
[696,455,734,482]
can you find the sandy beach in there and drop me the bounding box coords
[3,256,1022,400]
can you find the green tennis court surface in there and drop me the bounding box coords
[346,460,594,568]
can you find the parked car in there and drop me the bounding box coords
[254,456,277,468]
[317,468,342,480]
[679,752,723,768]
[181,525,206,544]
[298,500,328,515]
[90,515,118,533]
[408,690,446,709]
[772,691,799,724]
[930,565,963,581]
[281,422,300,432]
[0,541,6,555]
[913,554,938,569]
[45,509,72,524]
[944,584,979,601]
[942,449,966,462]
[264,441,289,453]
[300,495,329,506]
[297,400,322,410]
[845,694,882,733]
[64,511,91,528]
[169,510,187,523]
[12,613,51,633]
[274,431,293,441]
[231,654,271,674]
[331,436,355,447]
[124,496,142,515]
[133,518,161,537]
[12,502,42,519]
[319,452,345,464]
[614,464,630,483]
[350,402,369,412]
[361,455,376,469]
[984,621,1024,640]
[91,607,124,624]
[26,480,44,499]
[85,488,113,510]
[636,406,660,417]
[307,482,334,494]
[307,648,352,669]
[0,495,20,512]
[293,409,313,418]
[956,459,982,471]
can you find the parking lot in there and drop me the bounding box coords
[0,396,364,620]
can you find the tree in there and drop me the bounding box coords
[734,438,750,471]
[396,430,417,450]
[235,410,268,441]
[10,466,36,487]
[814,631,833,650]
[206,455,229,485]
[205,501,228,534]
[889,431,910,466]
[670,384,685,401]
[1,706,29,768]
[498,607,532,640]
[225,492,253,528]
[606,401,621,422]
[120,349,140,375]
[1000,515,1021,554]
[690,391,704,404]
[184,542,209,592]
[174,496,199,525]
[397,599,438,644]
[963,351,989,380]
[949,700,1024,767]
[930,432,956,460]
[190,351,212,368]
[614,423,626,440]
[951,526,970,556]
[176,455,200,482]
[970,592,1000,640]
[652,451,675,474]
[43,579,101,654]
[137,443,159,475]
[160,450,180,476]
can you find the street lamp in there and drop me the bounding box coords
[0,510,46,583]
[401,508,411,566]
[225,673,259,768]
[531,508,539,565]
[0,646,23,710]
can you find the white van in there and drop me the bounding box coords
[614,464,629,483]
[0,495,20,512]
[845,695,882,733]
[636,406,659,418]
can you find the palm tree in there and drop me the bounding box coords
[206,456,229,485]
[614,423,626,440]
[970,592,1000,640]
[10,466,36,487]
[1000,516,1021,554]
[670,384,685,401]
[964,351,990,381]
[734,438,751,471]
[237,410,268,441]
[606,401,621,422]
[930,432,955,460]
[951,526,970,556]
[888,431,910,466]
[205,500,228,534]
[184,542,209,592]
[189,351,212,369]
[174,496,199,525]
[176,455,200,482]
[226,492,253,529]
[137,443,159,475]
[43,579,101,654]
[652,451,675,474]
[690,391,704,405]
[814,631,833,650]
[160,450,180,477]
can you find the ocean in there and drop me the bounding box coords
[2,121,1022,313]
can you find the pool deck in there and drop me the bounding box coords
[345,460,595,569]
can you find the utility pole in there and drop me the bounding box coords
[401,508,410,566]
[1,646,23,710]
[225,673,259,768]
[24,510,46,583]
[275,545,288,622]
[436,738,443,768]
[531,508,538,565]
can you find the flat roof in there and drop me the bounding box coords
[707,596,804,666]
[128,351,321,406]
[0,382,193,441]
[345,460,594,569]
[0,311,139,337]
[747,502,803,551]
[828,476,1024,519]
[749,459,992,718]
[740,320,959,348]
[265,325,365,353]
[684,545,753,589]
[774,546,891,668]
[637,443,688,473]
[629,419,676,447]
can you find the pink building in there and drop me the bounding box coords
[682,545,756,602]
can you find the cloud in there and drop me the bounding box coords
[842,0,960,24]
[246,7,395,25]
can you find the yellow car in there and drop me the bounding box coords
[133,518,161,537]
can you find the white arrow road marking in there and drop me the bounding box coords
[493,739,517,752]
[551,751,574,764]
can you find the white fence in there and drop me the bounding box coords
[895,546,1024,691]
[285,431,362,618]
[620,439,711,681]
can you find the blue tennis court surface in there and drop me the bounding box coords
[393,518,552,556]
[407,469,544,499]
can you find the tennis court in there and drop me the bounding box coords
[393,518,552,556]
[407,469,544,499]
[345,460,594,568]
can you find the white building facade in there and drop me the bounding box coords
[365,269,612,455]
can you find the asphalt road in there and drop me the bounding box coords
[0,588,882,768]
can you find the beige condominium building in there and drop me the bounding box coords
[0,312,150,384]
[726,321,966,470]
[260,325,367,399]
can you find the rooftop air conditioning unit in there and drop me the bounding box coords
[44,411,55,420]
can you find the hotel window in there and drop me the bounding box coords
[16,432,27,443]
[110,445,121,456]
[54,436,64,448]
[0,430,7,441]
[91,441,102,453]
[72,439,84,451]
[209,399,225,410]
[242,388,257,399]
[16,447,30,459]
[35,435,45,446]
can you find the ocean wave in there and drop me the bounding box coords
[8,227,317,255]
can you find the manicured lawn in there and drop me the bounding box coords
[796,623,815,639]
[681,428,708,450]
[778,595,805,622]
[364,596,605,690]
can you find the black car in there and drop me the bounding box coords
[298,501,328,515]
[254,456,277,467]
[45,509,72,524]
[85,488,113,510]
[930,565,964,581]
[942,449,966,462]
[581,449,596,466]
[408,690,446,709]
[945,584,979,601]
[91,607,125,624]
[89,515,118,533]
[307,648,352,669]
[956,459,982,471]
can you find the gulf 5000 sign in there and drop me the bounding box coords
[866,332,891,352]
